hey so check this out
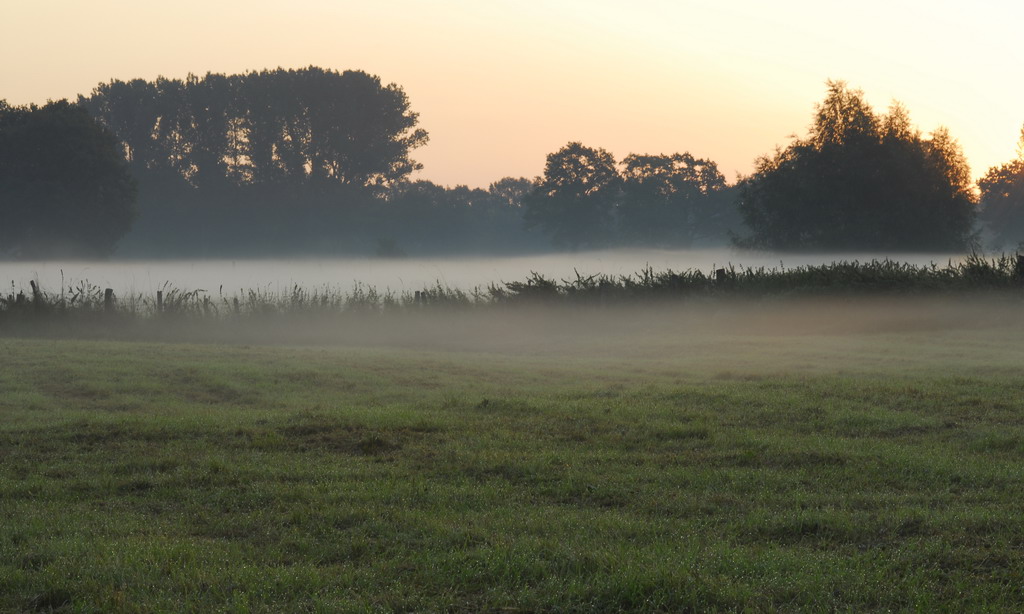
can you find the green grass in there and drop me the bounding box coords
[2,305,1024,612]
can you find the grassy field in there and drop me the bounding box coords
[2,298,1024,612]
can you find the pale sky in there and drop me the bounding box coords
[2,0,1022,187]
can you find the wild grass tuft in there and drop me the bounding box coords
[3,254,1024,337]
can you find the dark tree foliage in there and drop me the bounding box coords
[80,67,428,191]
[523,143,739,249]
[374,178,547,255]
[76,67,432,256]
[488,176,537,209]
[619,153,728,247]
[979,127,1024,248]
[736,81,977,251]
[523,143,621,248]
[0,100,137,258]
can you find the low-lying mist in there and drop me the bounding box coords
[10,296,1018,380]
[219,295,1019,348]
[5,250,1023,378]
[3,248,969,297]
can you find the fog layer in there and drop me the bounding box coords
[86,294,1018,383]
[4,249,967,296]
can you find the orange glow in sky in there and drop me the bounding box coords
[2,0,1022,187]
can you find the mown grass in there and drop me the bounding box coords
[2,307,1024,612]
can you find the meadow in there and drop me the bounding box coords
[2,296,1024,612]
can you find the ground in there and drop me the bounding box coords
[1,297,1023,612]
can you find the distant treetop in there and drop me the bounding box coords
[523,142,735,248]
[979,125,1024,248]
[735,80,977,252]
[79,67,428,192]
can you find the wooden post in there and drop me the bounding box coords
[715,268,727,283]
[156,290,163,313]
[104,288,114,311]
[414,290,422,305]
[29,280,41,302]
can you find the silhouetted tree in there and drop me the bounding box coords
[383,180,473,248]
[488,176,538,208]
[979,126,1024,248]
[736,81,976,251]
[619,153,728,246]
[0,100,137,258]
[371,179,545,255]
[524,143,620,248]
[77,67,430,256]
[81,67,428,192]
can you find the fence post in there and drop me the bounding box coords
[156,290,163,313]
[104,288,114,312]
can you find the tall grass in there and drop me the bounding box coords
[2,254,1023,333]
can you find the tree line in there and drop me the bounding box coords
[523,144,738,248]
[2,70,1024,258]
[81,67,427,191]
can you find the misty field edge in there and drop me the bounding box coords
[3,254,1024,336]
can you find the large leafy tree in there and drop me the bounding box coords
[978,127,1024,248]
[80,67,428,192]
[76,68,429,256]
[619,152,728,247]
[736,81,976,251]
[0,100,137,258]
[523,142,620,248]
